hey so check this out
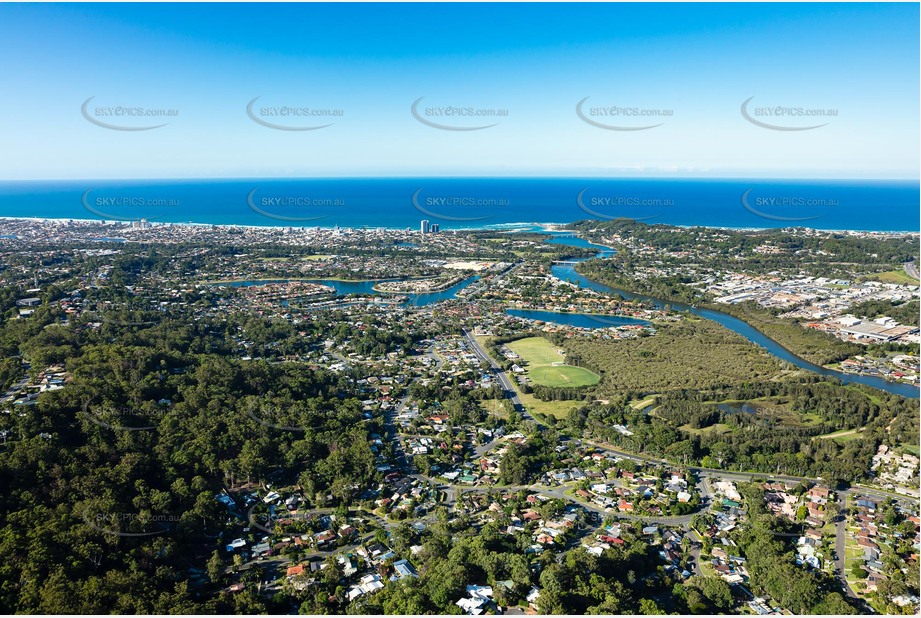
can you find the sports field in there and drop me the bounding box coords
[506,337,600,387]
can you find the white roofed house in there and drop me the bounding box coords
[346,573,384,602]
[456,585,496,615]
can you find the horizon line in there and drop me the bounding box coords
[1,175,919,183]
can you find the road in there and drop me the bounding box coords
[384,395,412,471]
[462,328,538,426]
[474,438,500,458]
[466,333,915,504]
[304,327,909,607]
[686,529,704,577]
[0,375,29,403]
[425,344,444,372]
[833,491,863,605]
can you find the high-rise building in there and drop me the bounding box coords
[420,219,430,234]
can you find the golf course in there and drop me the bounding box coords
[506,336,600,387]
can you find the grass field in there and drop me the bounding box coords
[630,396,658,410]
[516,391,580,419]
[475,336,581,420]
[479,399,508,419]
[817,427,865,443]
[679,423,732,436]
[506,337,600,387]
[859,269,919,285]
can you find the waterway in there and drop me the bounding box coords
[545,233,919,399]
[506,308,650,329]
[216,276,479,307]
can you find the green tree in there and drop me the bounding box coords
[207,551,225,585]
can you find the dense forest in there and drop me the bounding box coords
[559,380,918,481]
[0,302,422,612]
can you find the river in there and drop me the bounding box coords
[506,308,650,329]
[545,233,919,399]
[216,276,480,307]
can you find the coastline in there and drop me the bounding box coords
[0,215,917,236]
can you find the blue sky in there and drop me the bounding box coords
[0,2,917,179]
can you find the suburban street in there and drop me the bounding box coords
[462,328,535,425]
[234,327,912,603]
[834,491,858,600]
[455,329,913,605]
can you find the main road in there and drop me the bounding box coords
[461,328,919,601]
[463,329,917,512]
[462,328,540,427]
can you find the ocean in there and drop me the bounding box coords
[0,178,917,232]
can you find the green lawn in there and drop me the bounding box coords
[680,423,732,436]
[799,412,824,427]
[859,270,919,285]
[630,396,659,410]
[817,428,865,443]
[475,336,582,420]
[480,399,508,419]
[517,392,581,420]
[508,336,568,365]
[506,336,600,387]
